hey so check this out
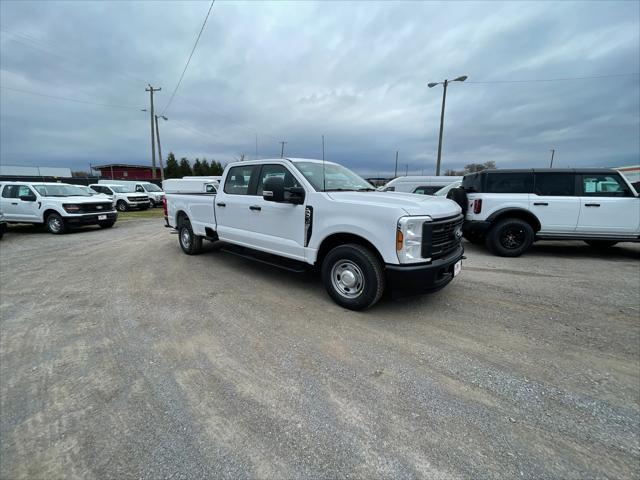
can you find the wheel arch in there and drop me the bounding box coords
[175,209,189,226]
[42,208,62,223]
[316,232,385,268]
[487,208,541,232]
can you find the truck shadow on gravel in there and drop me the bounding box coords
[463,240,640,261]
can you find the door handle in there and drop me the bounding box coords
[533,202,548,206]
[216,202,226,207]
[585,203,600,207]
[249,205,262,211]
[11,202,18,205]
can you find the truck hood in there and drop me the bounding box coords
[326,191,461,218]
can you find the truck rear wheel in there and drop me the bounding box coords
[321,244,385,310]
[46,212,66,234]
[178,218,202,255]
[486,218,533,257]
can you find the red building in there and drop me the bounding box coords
[93,164,161,180]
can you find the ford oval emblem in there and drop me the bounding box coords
[96,205,103,210]
[455,227,463,240]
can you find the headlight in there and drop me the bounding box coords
[396,215,431,263]
[63,204,80,213]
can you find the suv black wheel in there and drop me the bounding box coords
[321,243,385,310]
[116,200,128,212]
[46,212,66,234]
[486,218,534,257]
[178,218,202,255]
[585,240,617,249]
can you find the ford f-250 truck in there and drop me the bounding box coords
[164,158,464,310]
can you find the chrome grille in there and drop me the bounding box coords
[78,202,114,213]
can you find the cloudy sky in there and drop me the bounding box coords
[1,0,638,176]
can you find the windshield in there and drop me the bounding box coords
[293,162,374,192]
[144,183,162,192]
[33,184,91,197]
[111,186,133,193]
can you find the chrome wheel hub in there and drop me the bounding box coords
[49,217,61,232]
[181,228,191,248]
[331,260,364,299]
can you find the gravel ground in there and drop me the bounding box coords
[1,219,639,479]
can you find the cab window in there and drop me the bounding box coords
[17,186,34,198]
[1,185,18,198]
[256,165,300,196]
[581,174,630,197]
[224,165,258,195]
[205,184,216,194]
[135,185,145,193]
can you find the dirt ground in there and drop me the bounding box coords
[1,219,638,479]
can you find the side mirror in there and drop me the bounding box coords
[263,176,285,202]
[287,186,305,205]
[19,194,37,202]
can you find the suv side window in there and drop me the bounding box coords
[136,185,145,193]
[224,165,258,195]
[413,186,439,195]
[581,174,631,197]
[1,185,18,198]
[485,173,533,193]
[256,165,300,195]
[534,173,575,196]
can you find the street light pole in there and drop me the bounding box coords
[428,75,467,176]
[155,115,168,183]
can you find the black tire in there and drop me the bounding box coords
[321,243,385,310]
[463,232,484,244]
[148,200,156,208]
[140,205,149,211]
[116,200,128,212]
[46,212,66,234]
[486,218,534,257]
[98,221,116,229]
[446,187,468,215]
[585,240,618,249]
[178,218,202,255]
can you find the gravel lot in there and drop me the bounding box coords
[1,219,639,479]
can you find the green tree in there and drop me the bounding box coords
[193,158,203,175]
[201,159,210,174]
[463,161,496,174]
[179,157,192,177]
[164,152,180,179]
[210,160,224,175]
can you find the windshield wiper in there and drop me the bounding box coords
[323,188,355,192]
[355,187,376,191]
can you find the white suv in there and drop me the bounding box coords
[0,182,117,234]
[89,184,150,212]
[447,169,640,256]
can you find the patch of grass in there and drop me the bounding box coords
[117,208,165,221]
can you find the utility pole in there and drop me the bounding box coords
[279,141,287,158]
[549,149,555,168]
[155,115,168,183]
[322,135,325,160]
[405,164,409,176]
[255,133,258,159]
[394,151,398,178]
[145,84,161,178]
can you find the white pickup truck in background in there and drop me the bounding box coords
[164,158,464,310]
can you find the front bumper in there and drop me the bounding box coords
[129,201,150,209]
[65,212,118,226]
[385,245,464,294]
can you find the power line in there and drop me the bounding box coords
[161,0,215,115]
[466,73,639,84]
[0,86,139,109]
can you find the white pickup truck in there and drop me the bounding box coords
[164,158,464,310]
[0,182,117,234]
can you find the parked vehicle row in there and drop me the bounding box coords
[90,184,149,211]
[0,182,117,234]
[380,175,463,195]
[164,158,465,310]
[98,180,165,207]
[446,168,640,256]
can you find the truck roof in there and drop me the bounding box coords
[224,157,339,167]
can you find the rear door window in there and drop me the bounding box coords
[1,185,18,198]
[534,173,575,196]
[485,173,533,193]
[223,165,259,195]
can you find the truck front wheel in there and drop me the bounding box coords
[178,218,202,255]
[321,244,385,310]
[116,200,128,212]
[46,212,66,234]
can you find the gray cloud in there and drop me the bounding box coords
[1,0,638,176]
